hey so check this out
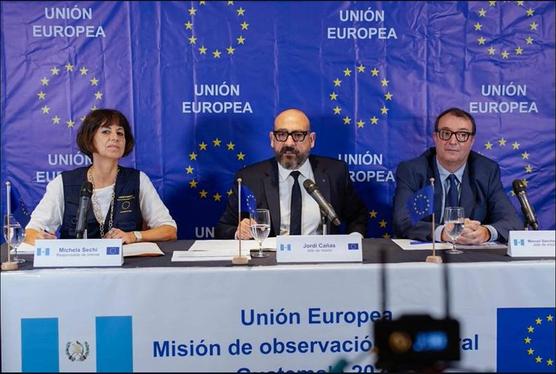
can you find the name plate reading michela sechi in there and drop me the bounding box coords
[276,234,362,263]
[34,239,123,267]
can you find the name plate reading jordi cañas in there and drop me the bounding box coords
[34,239,123,267]
[276,234,362,263]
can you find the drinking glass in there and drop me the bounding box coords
[3,214,26,263]
[250,209,271,258]
[443,207,464,255]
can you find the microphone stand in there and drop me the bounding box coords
[321,212,329,236]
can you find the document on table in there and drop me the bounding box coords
[392,239,506,251]
[171,238,277,262]
[392,239,455,251]
[123,242,164,257]
[11,241,164,257]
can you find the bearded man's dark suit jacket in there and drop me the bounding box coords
[393,148,521,243]
[215,156,369,238]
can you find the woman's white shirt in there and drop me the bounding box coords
[26,172,177,233]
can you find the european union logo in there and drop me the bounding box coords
[407,185,434,225]
[497,307,555,372]
[106,247,119,255]
[241,184,257,216]
[348,243,359,250]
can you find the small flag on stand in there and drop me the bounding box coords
[407,185,434,225]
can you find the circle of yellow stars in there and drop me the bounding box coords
[329,63,394,128]
[481,137,534,196]
[472,1,539,60]
[369,209,390,239]
[37,63,103,128]
[185,1,249,59]
[186,138,247,202]
[522,312,554,367]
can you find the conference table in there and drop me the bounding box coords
[2,239,554,372]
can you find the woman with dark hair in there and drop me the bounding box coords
[25,109,177,244]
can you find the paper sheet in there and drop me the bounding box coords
[392,239,506,251]
[10,241,164,257]
[392,239,455,251]
[171,238,276,262]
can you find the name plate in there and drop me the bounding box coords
[276,234,362,263]
[34,239,123,267]
[507,230,555,258]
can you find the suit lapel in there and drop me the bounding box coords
[429,156,443,223]
[264,161,281,236]
[311,157,331,203]
[460,166,476,219]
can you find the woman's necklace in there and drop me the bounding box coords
[87,166,119,238]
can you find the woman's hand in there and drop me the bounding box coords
[104,228,135,244]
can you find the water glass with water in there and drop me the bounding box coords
[443,207,464,255]
[250,209,271,258]
[3,214,26,263]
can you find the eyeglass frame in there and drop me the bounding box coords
[272,130,309,143]
[435,128,475,143]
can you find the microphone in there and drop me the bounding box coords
[512,179,539,230]
[302,179,341,226]
[75,181,93,239]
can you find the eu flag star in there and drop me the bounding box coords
[380,106,389,115]
[186,166,194,174]
[188,35,197,44]
[521,151,529,159]
[226,46,235,55]
[50,66,60,75]
[474,22,482,31]
[199,190,208,198]
[498,138,507,146]
[64,63,74,72]
[343,68,352,77]
[333,78,342,87]
[384,92,393,100]
[370,68,379,76]
[526,8,534,17]
[212,138,222,147]
[356,64,365,73]
[236,7,245,16]
[236,35,245,45]
[52,115,60,124]
[41,105,50,114]
[237,152,245,160]
[226,142,235,150]
[212,50,222,58]
[512,141,520,150]
[370,116,379,125]
[94,91,103,100]
[485,141,493,150]
[189,152,198,160]
[488,47,496,55]
[189,180,198,188]
[79,67,88,76]
[501,50,509,59]
[525,36,534,45]
[356,120,365,128]
[379,219,387,228]
[478,8,487,17]
[380,78,389,87]
[369,210,378,218]
[515,47,523,55]
[329,92,338,100]
[529,21,538,31]
[477,36,486,45]
[90,77,99,86]
[40,77,49,86]
[240,21,249,30]
[213,193,222,202]
[188,7,197,16]
[343,116,351,125]
[66,120,75,128]
[198,45,207,54]
[199,142,208,151]
[333,106,341,115]
[37,91,46,100]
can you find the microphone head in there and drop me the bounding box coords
[303,179,317,193]
[80,181,93,197]
[512,179,526,193]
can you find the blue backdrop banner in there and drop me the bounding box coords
[1,1,554,239]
